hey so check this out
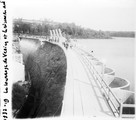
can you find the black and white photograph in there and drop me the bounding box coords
[0,0,135,119]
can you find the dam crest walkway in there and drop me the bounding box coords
[61,48,113,117]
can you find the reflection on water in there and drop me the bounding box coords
[78,37,135,91]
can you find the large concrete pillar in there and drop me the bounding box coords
[58,29,62,37]
[52,30,56,42]
[55,29,59,42]
[50,30,53,41]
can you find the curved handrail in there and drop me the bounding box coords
[74,47,121,116]
[74,46,135,117]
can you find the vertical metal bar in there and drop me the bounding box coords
[119,103,123,117]
[108,88,110,101]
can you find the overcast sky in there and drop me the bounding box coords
[11,0,135,31]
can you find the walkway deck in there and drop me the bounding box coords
[61,49,113,117]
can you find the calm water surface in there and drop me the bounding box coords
[77,37,135,91]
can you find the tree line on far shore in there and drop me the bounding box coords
[107,31,135,38]
[13,18,135,39]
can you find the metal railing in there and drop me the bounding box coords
[88,59,121,117]
[74,47,135,117]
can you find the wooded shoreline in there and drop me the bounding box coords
[13,18,135,39]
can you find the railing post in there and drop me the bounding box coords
[101,63,105,88]
[119,103,123,118]
[107,88,110,101]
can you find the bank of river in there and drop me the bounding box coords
[77,37,135,91]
